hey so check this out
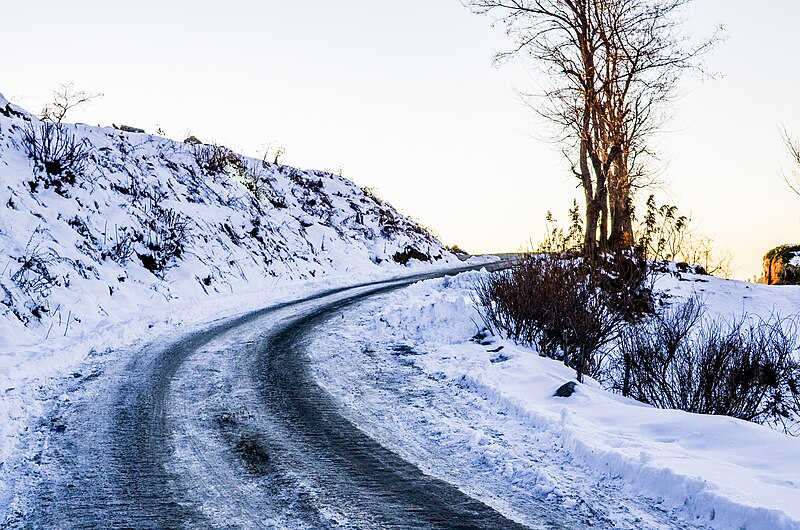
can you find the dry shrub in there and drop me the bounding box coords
[136,195,191,274]
[476,252,653,381]
[21,121,90,193]
[193,143,244,175]
[610,296,800,432]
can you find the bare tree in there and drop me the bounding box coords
[467,0,716,256]
[41,83,103,123]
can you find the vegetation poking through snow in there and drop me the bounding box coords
[611,296,800,433]
[475,251,653,382]
[0,96,450,342]
[21,121,91,194]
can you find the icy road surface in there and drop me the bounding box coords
[9,265,579,529]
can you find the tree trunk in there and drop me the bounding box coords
[585,198,600,259]
[579,103,599,259]
[599,189,608,250]
[608,159,633,249]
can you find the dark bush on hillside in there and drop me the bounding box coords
[136,196,191,274]
[475,252,653,381]
[393,247,430,265]
[446,244,467,255]
[193,144,244,175]
[21,121,90,194]
[11,241,62,320]
[101,226,136,265]
[609,296,800,432]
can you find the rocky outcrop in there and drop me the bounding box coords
[763,245,800,285]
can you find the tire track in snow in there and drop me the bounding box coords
[17,263,547,529]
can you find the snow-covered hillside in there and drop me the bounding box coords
[0,93,451,349]
[0,91,463,500]
[309,270,800,530]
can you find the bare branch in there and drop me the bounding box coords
[40,83,103,123]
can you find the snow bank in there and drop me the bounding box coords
[364,270,800,530]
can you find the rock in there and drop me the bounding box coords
[762,245,800,285]
[112,124,146,134]
[121,124,145,134]
[554,381,577,398]
[184,135,203,145]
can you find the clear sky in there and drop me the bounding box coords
[2,0,799,280]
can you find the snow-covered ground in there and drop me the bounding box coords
[309,269,800,530]
[4,85,800,529]
[0,90,474,516]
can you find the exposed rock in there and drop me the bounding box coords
[184,135,203,145]
[762,245,800,285]
[554,381,577,398]
[112,123,146,134]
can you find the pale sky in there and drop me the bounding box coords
[2,1,799,280]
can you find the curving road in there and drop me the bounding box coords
[16,265,571,529]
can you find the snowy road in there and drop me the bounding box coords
[11,264,574,529]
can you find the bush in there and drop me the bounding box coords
[393,247,430,265]
[101,225,135,264]
[241,161,265,203]
[136,196,190,274]
[610,296,800,432]
[476,252,653,381]
[539,200,584,255]
[21,121,90,193]
[192,143,244,175]
[11,241,62,320]
[636,195,732,277]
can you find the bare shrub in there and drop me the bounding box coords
[136,195,191,274]
[22,121,91,193]
[475,252,653,381]
[610,297,800,433]
[239,161,287,209]
[539,200,584,255]
[241,161,265,203]
[101,225,136,264]
[40,83,102,123]
[11,240,62,320]
[192,143,244,175]
[636,195,732,277]
[781,126,800,196]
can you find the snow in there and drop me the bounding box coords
[3,86,800,529]
[309,269,800,530]
[0,96,480,514]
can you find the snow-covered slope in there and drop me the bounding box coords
[0,91,454,348]
[309,270,800,530]
[0,91,461,495]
